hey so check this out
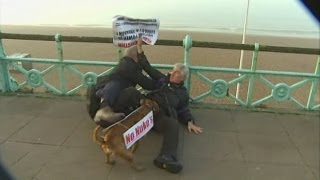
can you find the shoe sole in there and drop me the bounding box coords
[153,160,183,174]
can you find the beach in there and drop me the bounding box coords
[1,25,319,109]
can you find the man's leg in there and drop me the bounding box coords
[94,82,125,127]
[153,111,182,173]
[112,87,143,115]
[154,112,179,157]
[96,87,143,128]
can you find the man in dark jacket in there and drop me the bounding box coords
[92,39,157,127]
[137,48,203,174]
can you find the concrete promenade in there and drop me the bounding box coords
[0,95,319,180]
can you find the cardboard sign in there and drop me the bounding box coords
[123,111,154,149]
[112,15,160,47]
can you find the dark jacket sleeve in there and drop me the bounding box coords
[121,58,157,91]
[177,90,195,125]
[138,52,165,81]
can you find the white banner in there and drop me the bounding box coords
[112,15,160,47]
[123,111,154,149]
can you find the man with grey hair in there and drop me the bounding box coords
[138,46,203,174]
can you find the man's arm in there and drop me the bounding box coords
[137,38,164,81]
[121,59,157,90]
[138,52,164,80]
[177,104,203,134]
[177,105,195,124]
[177,90,203,134]
[137,38,144,54]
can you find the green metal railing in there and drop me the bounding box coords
[0,32,319,110]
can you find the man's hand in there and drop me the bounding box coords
[188,121,203,134]
[137,38,144,53]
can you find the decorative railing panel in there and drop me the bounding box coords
[0,32,319,110]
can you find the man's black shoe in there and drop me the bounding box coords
[153,155,183,174]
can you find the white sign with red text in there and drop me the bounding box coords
[112,15,160,48]
[123,111,154,149]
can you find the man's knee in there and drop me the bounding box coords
[164,118,179,131]
[154,115,179,132]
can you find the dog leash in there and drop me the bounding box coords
[116,107,152,130]
[102,118,129,133]
[101,106,149,133]
[117,122,129,130]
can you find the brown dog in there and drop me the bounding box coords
[93,98,159,171]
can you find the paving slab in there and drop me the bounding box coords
[9,144,60,179]
[9,115,82,145]
[62,119,97,148]
[0,141,35,167]
[238,133,303,165]
[279,114,319,169]
[181,159,249,180]
[0,114,35,140]
[279,114,319,143]
[191,109,237,133]
[183,131,243,161]
[0,96,53,116]
[35,146,110,180]
[0,96,18,114]
[37,98,88,120]
[107,154,181,180]
[247,163,316,180]
[234,111,286,136]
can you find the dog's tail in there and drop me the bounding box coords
[93,126,105,145]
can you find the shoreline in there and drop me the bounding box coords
[1,24,319,40]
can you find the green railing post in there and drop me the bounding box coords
[55,34,66,94]
[0,35,10,92]
[307,56,320,109]
[246,43,260,107]
[183,35,192,93]
[0,33,18,92]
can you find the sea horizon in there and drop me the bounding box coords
[1,23,319,39]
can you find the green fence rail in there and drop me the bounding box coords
[0,32,319,110]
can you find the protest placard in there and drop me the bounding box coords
[122,111,154,149]
[112,15,160,47]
